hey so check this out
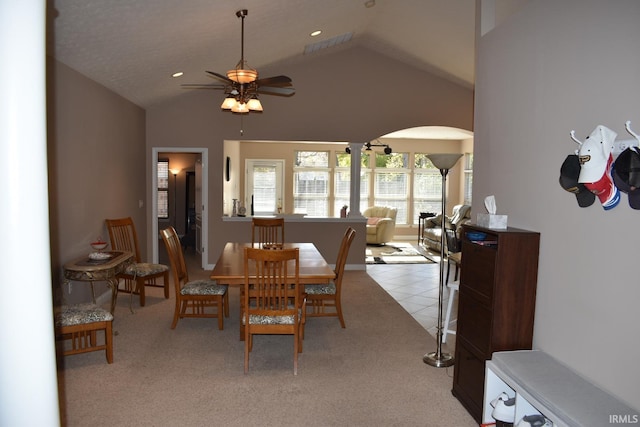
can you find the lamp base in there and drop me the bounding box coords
[423,351,454,368]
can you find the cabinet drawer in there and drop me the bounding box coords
[461,242,496,300]
[453,342,486,421]
[457,292,492,355]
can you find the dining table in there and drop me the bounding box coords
[210,242,336,338]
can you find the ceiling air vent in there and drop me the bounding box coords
[304,32,353,55]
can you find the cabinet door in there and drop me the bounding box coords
[457,292,492,355]
[453,342,486,421]
[460,241,496,306]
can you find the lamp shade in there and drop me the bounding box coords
[226,68,258,84]
[426,153,463,170]
[221,96,237,110]
[247,97,263,111]
[231,102,249,113]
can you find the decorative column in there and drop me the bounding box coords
[348,142,364,217]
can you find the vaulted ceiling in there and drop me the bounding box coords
[48,0,476,110]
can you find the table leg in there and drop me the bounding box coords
[90,281,96,304]
[106,277,119,314]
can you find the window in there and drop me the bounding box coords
[463,153,473,205]
[293,151,329,216]
[374,152,409,224]
[157,159,169,218]
[413,154,442,217]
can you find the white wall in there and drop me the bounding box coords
[474,0,640,409]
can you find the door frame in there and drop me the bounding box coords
[151,147,208,268]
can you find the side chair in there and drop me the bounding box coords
[304,227,355,328]
[243,247,304,375]
[161,226,229,330]
[251,217,285,249]
[54,303,114,364]
[106,217,169,307]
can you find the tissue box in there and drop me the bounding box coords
[477,213,508,229]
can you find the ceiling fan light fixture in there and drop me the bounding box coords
[221,95,237,110]
[247,96,263,111]
[231,102,249,113]
[226,65,258,84]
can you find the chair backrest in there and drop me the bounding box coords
[160,227,189,291]
[363,206,398,221]
[251,217,285,248]
[244,247,299,314]
[333,227,356,293]
[106,217,142,262]
[445,229,461,254]
[450,204,471,227]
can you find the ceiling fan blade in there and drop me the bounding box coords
[257,86,296,96]
[255,75,292,87]
[206,70,233,83]
[181,83,226,90]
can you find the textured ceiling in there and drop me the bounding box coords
[48,0,476,111]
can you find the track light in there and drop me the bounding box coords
[345,142,392,154]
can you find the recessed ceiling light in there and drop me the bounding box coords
[171,71,184,78]
[310,30,322,37]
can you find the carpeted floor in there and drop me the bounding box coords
[56,268,475,427]
[366,242,435,264]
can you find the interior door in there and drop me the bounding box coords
[245,159,284,215]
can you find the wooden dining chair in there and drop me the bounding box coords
[106,217,169,307]
[251,217,285,248]
[304,227,355,328]
[243,247,304,375]
[54,303,114,364]
[161,226,229,330]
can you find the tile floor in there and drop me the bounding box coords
[366,243,458,353]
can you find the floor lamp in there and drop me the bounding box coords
[423,153,462,368]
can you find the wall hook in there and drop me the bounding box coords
[569,130,583,145]
[625,120,640,142]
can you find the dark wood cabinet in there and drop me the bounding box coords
[452,224,540,423]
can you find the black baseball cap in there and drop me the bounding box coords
[559,154,596,207]
[612,147,640,209]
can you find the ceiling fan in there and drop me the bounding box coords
[182,9,295,114]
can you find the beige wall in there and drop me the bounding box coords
[475,0,640,409]
[48,59,146,304]
[146,46,474,264]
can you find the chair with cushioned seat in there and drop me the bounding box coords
[243,247,304,375]
[251,217,285,248]
[54,303,114,363]
[106,217,170,307]
[161,226,229,330]
[363,206,397,245]
[305,227,355,328]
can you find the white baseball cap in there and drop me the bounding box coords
[578,125,617,183]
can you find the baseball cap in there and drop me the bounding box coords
[612,147,640,209]
[559,154,596,207]
[578,125,617,183]
[583,155,619,210]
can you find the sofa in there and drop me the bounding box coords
[363,206,398,245]
[421,204,471,252]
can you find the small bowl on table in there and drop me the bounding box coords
[90,241,108,251]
